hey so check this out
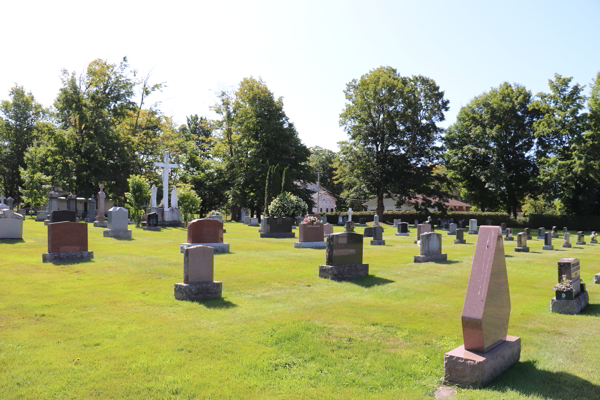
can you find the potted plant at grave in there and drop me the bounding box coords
[303,216,318,225]
[554,275,574,300]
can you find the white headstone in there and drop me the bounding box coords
[0,209,24,239]
[0,196,8,211]
[151,184,157,208]
[374,215,380,226]
[348,208,353,221]
[107,207,129,231]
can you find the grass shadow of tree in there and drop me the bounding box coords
[488,360,600,400]
[0,238,25,244]
[350,276,395,288]
[51,259,95,266]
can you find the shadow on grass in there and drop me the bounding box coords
[505,255,514,258]
[350,276,395,288]
[52,259,95,266]
[0,238,25,244]
[112,237,135,241]
[489,360,600,400]
[581,303,600,316]
[195,298,238,309]
[436,260,461,265]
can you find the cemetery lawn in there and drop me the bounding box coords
[1,221,600,400]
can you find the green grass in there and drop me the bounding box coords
[1,220,599,399]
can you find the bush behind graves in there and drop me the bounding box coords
[529,213,600,231]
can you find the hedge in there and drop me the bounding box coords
[321,211,526,227]
[528,214,600,232]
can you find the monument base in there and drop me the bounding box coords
[42,251,94,263]
[454,239,466,244]
[542,245,554,250]
[504,237,514,241]
[414,253,448,263]
[294,241,327,249]
[562,243,572,248]
[180,243,230,253]
[174,281,222,301]
[103,229,132,238]
[93,221,108,228]
[468,230,478,235]
[576,241,586,245]
[514,246,529,252]
[143,226,162,231]
[371,240,386,245]
[260,232,295,238]
[551,291,589,315]
[396,233,409,236]
[444,336,520,388]
[319,264,369,281]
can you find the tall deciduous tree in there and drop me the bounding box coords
[444,82,538,217]
[309,146,342,196]
[339,66,449,218]
[530,74,595,215]
[0,86,46,202]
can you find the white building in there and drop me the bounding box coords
[311,189,337,213]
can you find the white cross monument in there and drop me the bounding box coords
[154,151,180,216]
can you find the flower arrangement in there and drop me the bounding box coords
[553,275,573,292]
[303,216,318,225]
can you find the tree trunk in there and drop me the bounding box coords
[376,189,384,220]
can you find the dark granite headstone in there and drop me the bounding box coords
[147,212,159,227]
[454,228,466,244]
[399,222,408,234]
[524,227,531,240]
[266,217,293,233]
[359,217,366,225]
[50,210,77,223]
[558,258,581,296]
[363,227,374,237]
[325,231,363,266]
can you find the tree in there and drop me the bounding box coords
[308,146,342,196]
[19,167,51,209]
[530,74,595,215]
[339,66,449,218]
[217,77,312,219]
[178,185,202,226]
[125,174,151,226]
[0,86,46,202]
[444,82,538,217]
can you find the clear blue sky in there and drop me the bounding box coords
[2,0,599,151]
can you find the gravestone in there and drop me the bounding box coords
[144,212,161,231]
[500,223,507,234]
[0,209,24,239]
[414,219,419,226]
[468,219,478,234]
[358,217,367,226]
[454,228,466,244]
[181,219,229,253]
[444,226,519,387]
[393,219,401,227]
[415,223,432,245]
[363,227,374,237]
[426,216,433,224]
[524,227,532,240]
[85,197,96,223]
[371,226,385,246]
[249,217,259,227]
[413,224,422,244]
[563,227,568,235]
[396,222,409,236]
[104,207,132,238]
[562,232,572,248]
[591,231,597,244]
[337,215,344,226]
[67,194,77,215]
[552,258,588,315]
[515,232,528,252]
[260,217,295,238]
[154,150,181,224]
[295,222,326,249]
[576,231,585,245]
[243,216,251,225]
[536,227,545,240]
[174,245,222,301]
[323,223,333,236]
[319,222,368,281]
[42,221,94,263]
[552,226,559,238]
[94,184,108,227]
[373,215,380,226]
[448,223,457,236]
[6,197,14,209]
[414,232,447,263]
[443,221,449,231]
[50,210,77,223]
[596,274,600,284]
[504,228,513,241]
[43,191,60,225]
[542,231,554,250]
[36,210,48,222]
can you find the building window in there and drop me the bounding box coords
[320,208,322,212]
[326,208,329,212]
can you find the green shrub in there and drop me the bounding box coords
[268,192,307,218]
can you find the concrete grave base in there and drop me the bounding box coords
[260,232,295,238]
[562,243,572,248]
[143,226,162,231]
[103,229,132,238]
[370,240,386,246]
[319,264,369,281]
[504,237,514,241]
[576,241,586,245]
[42,251,94,263]
[514,246,529,252]
[174,281,222,301]
[596,273,600,284]
[180,243,230,253]
[396,233,409,236]
[468,230,478,235]
[444,336,520,388]
[414,254,448,263]
[454,239,466,244]
[542,245,554,250]
[551,291,589,315]
[294,241,327,249]
[93,221,108,228]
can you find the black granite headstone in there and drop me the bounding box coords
[363,227,374,237]
[400,222,408,234]
[147,212,159,227]
[359,218,366,225]
[265,217,293,233]
[50,210,76,223]
[326,232,363,265]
